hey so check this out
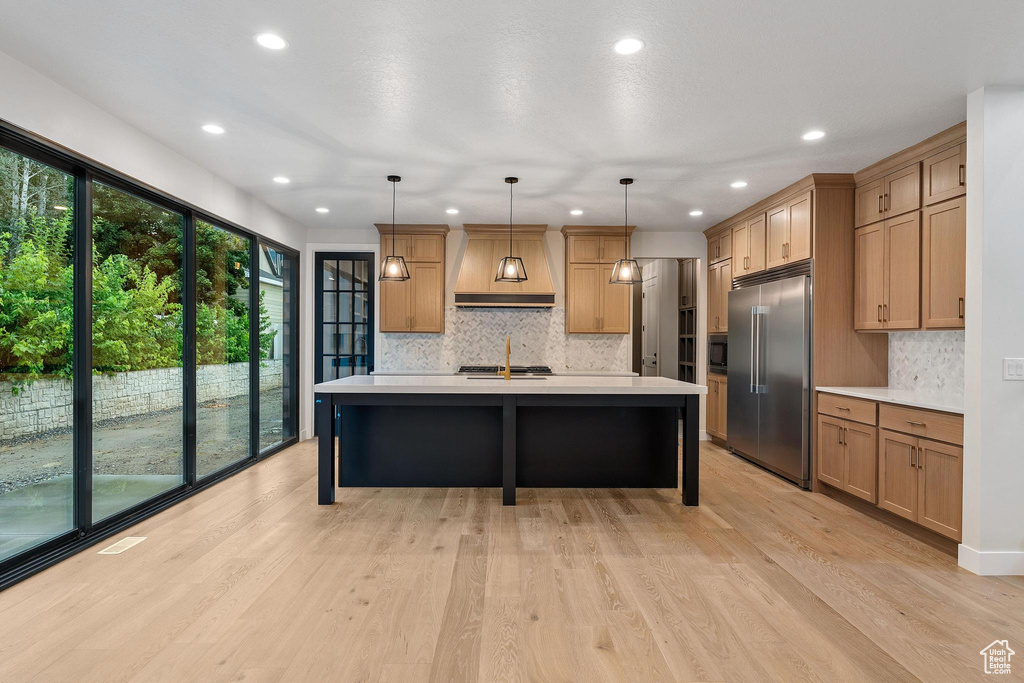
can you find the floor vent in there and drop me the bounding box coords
[97,536,148,555]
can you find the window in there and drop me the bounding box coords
[195,220,251,478]
[258,244,297,452]
[91,182,184,520]
[0,147,75,563]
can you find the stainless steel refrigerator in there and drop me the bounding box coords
[727,271,811,488]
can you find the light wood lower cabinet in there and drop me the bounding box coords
[816,414,877,503]
[706,374,727,440]
[878,429,963,541]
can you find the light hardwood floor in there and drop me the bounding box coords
[1,440,1022,682]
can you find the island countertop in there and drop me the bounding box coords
[315,374,707,395]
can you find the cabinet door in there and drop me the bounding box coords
[882,212,921,330]
[816,415,846,490]
[878,430,918,521]
[732,222,749,274]
[921,197,966,329]
[717,260,732,333]
[568,236,601,263]
[766,202,788,269]
[708,262,721,333]
[716,230,731,262]
[746,214,766,274]
[382,235,411,260]
[844,422,878,503]
[854,223,885,330]
[855,179,885,228]
[923,144,966,206]
[599,264,631,333]
[706,376,720,437]
[567,263,601,333]
[600,235,628,263]
[679,258,695,308]
[917,439,963,541]
[408,234,443,262]
[409,262,443,332]
[717,375,728,440]
[380,279,410,332]
[883,163,921,218]
[787,191,812,262]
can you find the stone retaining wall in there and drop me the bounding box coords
[1,360,282,442]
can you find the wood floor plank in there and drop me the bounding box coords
[1,440,1022,683]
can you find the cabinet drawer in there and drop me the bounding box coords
[818,393,876,425]
[878,403,963,446]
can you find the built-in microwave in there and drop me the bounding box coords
[708,334,728,373]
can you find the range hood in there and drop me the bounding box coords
[454,224,556,307]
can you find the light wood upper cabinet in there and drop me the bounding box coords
[409,262,443,332]
[567,263,601,333]
[733,214,765,276]
[765,191,812,269]
[924,143,967,205]
[766,202,788,269]
[882,212,921,330]
[854,222,884,330]
[883,163,921,218]
[855,179,885,228]
[708,230,731,264]
[599,264,631,333]
[855,163,922,228]
[916,439,963,541]
[600,236,628,264]
[878,429,918,522]
[567,234,628,263]
[707,259,731,333]
[377,226,448,333]
[678,258,696,309]
[922,197,966,329]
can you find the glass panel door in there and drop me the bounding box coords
[318,254,373,381]
[195,219,251,479]
[0,146,75,562]
[257,242,298,453]
[91,182,184,520]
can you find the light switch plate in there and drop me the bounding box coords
[1004,358,1024,381]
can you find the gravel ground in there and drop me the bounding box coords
[1,388,289,494]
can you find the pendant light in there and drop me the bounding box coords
[495,176,528,282]
[379,175,410,282]
[609,177,642,284]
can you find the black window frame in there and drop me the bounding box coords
[0,118,300,591]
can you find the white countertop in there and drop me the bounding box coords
[371,370,639,377]
[316,374,706,395]
[816,386,964,414]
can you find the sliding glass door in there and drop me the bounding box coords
[258,243,298,453]
[91,183,185,520]
[0,147,75,563]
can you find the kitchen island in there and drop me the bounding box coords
[314,375,706,506]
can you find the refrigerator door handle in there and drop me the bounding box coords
[752,305,767,394]
[750,306,757,393]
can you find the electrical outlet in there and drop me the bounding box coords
[1004,358,1024,381]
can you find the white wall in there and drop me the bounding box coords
[0,50,306,251]
[960,86,1024,575]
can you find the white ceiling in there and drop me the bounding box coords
[1,0,1022,234]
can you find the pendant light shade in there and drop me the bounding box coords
[495,177,528,283]
[379,175,410,282]
[609,177,642,285]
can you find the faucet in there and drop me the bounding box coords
[499,335,511,380]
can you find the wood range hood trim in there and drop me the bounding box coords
[454,224,556,307]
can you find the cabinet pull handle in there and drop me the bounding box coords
[844,427,848,445]
[835,406,851,411]
[877,194,883,213]
[882,304,888,322]
[959,164,965,186]
[906,420,926,427]
[877,304,882,323]
[884,193,889,211]
[910,446,916,468]
[838,426,842,444]
[958,297,964,319]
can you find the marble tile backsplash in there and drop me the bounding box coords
[888,330,965,394]
[379,307,631,373]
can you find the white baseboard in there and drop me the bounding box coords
[300,429,310,442]
[958,544,1024,576]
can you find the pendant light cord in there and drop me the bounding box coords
[623,181,628,247]
[391,179,397,256]
[509,181,514,256]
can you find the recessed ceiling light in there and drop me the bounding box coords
[730,181,748,188]
[255,33,287,50]
[570,209,583,216]
[273,176,290,184]
[614,38,644,55]
[446,208,459,215]
[201,124,225,135]
[315,207,329,214]
[689,210,703,217]
[53,205,68,211]
[802,130,826,141]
